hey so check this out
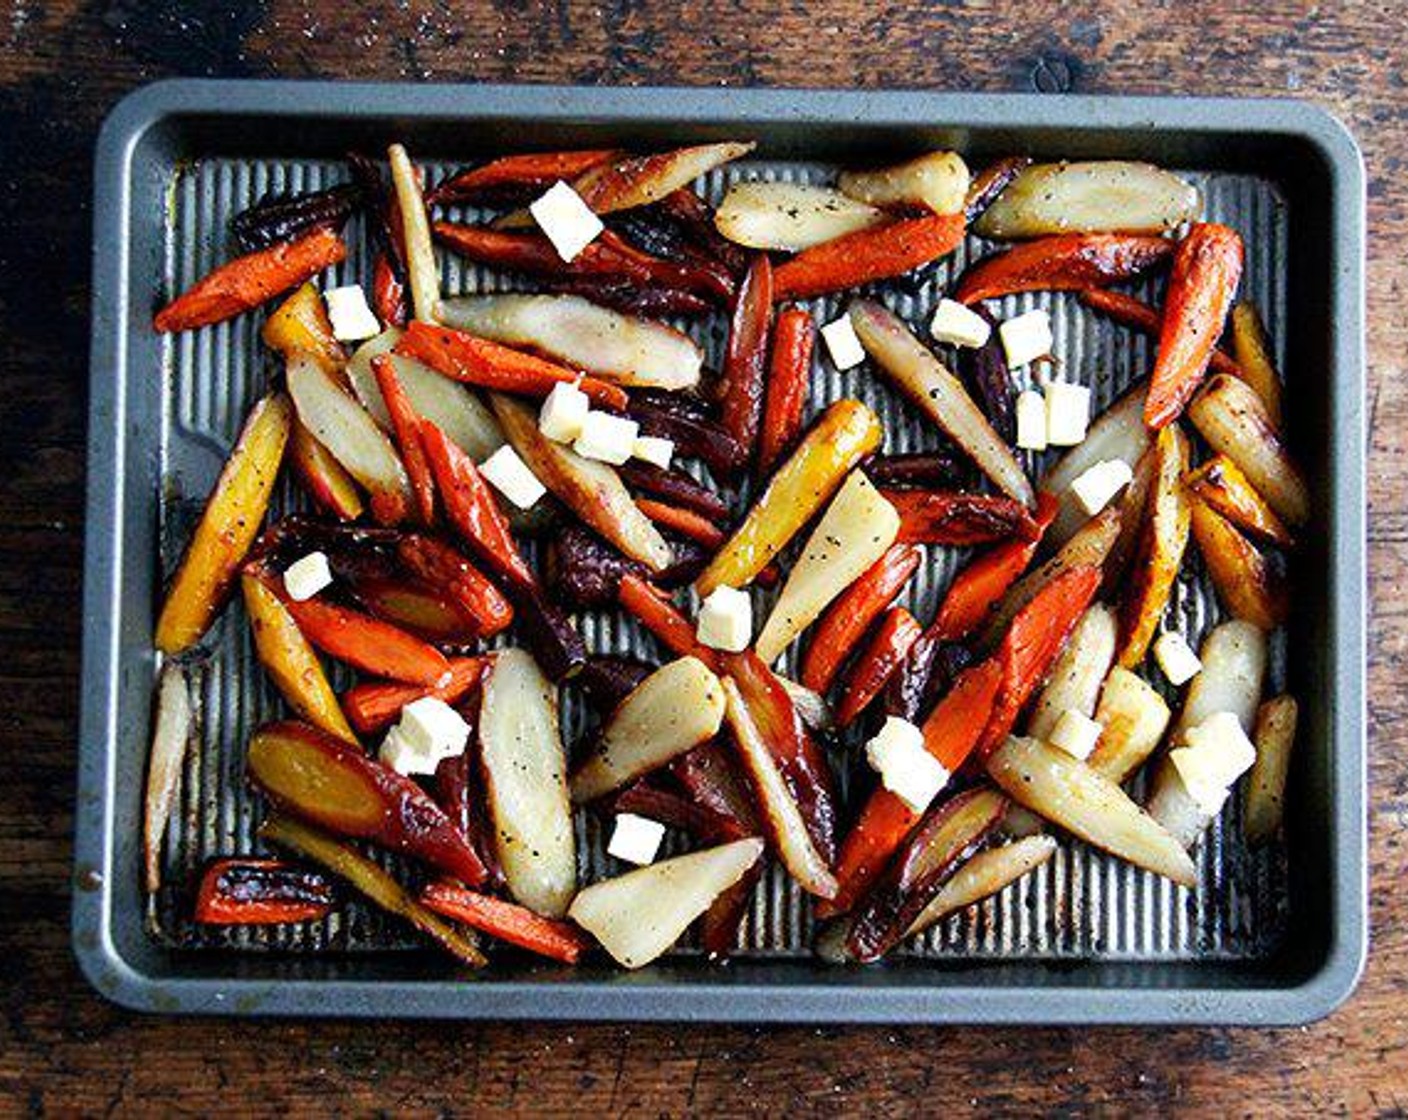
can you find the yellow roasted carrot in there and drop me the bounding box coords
[1229,302,1283,428]
[693,399,882,597]
[261,281,346,372]
[1184,453,1293,548]
[1118,424,1191,668]
[1189,497,1288,630]
[155,392,293,653]
[241,572,356,743]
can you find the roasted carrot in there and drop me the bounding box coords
[1144,223,1245,429]
[757,307,815,477]
[954,233,1173,305]
[242,572,357,744]
[260,281,346,372]
[799,543,921,693]
[1077,288,1242,377]
[976,564,1102,758]
[395,533,514,638]
[773,212,966,300]
[617,462,729,521]
[154,227,348,333]
[341,657,485,736]
[371,355,436,525]
[721,649,839,864]
[426,148,622,205]
[835,608,924,728]
[394,321,628,410]
[718,254,774,472]
[284,596,453,686]
[610,780,747,844]
[347,576,482,644]
[372,252,408,327]
[617,573,720,671]
[288,422,364,521]
[420,882,592,964]
[194,858,334,925]
[155,392,293,654]
[819,658,1003,918]
[418,420,537,590]
[434,223,731,303]
[1184,453,1294,548]
[883,490,1040,547]
[1189,498,1289,630]
[635,498,726,550]
[930,492,1060,641]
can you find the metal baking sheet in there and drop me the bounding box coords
[75,81,1367,1024]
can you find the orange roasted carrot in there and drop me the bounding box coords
[341,657,485,736]
[773,212,966,300]
[395,321,628,410]
[975,564,1102,758]
[418,420,537,590]
[883,490,1040,547]
[718,254,774,472]
[617,573,720,671]
[1078,288,1243,377]
[835,607,923,728]
[930,492,1059,641]
[757,307,815,477]
[371,355,436,525]
[636,498,726,550]
[288,422,364,521]
[372,252,408,327]
[395,533,514,638]
[954,233,1173,305]
[420,882,592,964]
[426,149,622,205]
[819,658,1003,918]
[284,597,453,686]
[154,227,348,333]
[1144,223,1244,429]
[194,858,334,926]
[799,543,921,694]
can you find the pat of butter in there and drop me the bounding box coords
[998,309,1053,368]
[930,299,992,348]
[821,314,867,370]
[282,551,333,602]
[529,181,605,263]
[607,813,667,866]
[864,716,950,814]
[572,410,640,466]
[479,444,547,509]
[696,585,752,652]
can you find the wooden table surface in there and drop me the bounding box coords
[2,1,1406,1114]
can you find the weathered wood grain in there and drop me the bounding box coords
[1,0,1406,1114]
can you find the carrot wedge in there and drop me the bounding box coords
[154,227,348,333]
[931,492,1059,641]
[883,489,1040,546]
[418,420,536,589]
[618,573,720,671]
[395,321,628,410]
[718,253,773,472]
[1189,498,1289,630]
[1144,223,1244,429]
[773,212,965,300]
[260,281,347,372]
[155,391,293,654]
[635,498,726,550]
[799,543,920,693]
[371,355,436,525]
[976,564,1102,758]
[194,858,334,926]
[341,657,485,736]
[395,534,514,638]
[426,148,622,205]
[288,422,364,521]
[835,608,923,727]
[758,307,815,477]
[242,572,357,743]
[284,597,452,686]
[820,658,1002,918]
[1077,288,1242,378]
[420,882,591,964]
[1184,453,1294,548]
[954,232,1172,305]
